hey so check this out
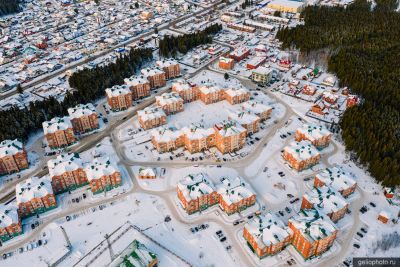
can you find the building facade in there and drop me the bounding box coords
[181,125,215,154]
[295,124,332,149]
[138,106,167,130]
[150,127,183,153]
[314,167,357,198]
[0,139,29,175]
[105,85,133,111]
[85,158,122,194]
[141,68,166,89]
[241,101,272,121]
[228,111,260,136]
[251,67,273,85]
[172,80,199,103]
[43,117,76,149]
[124,76,151,100]
[0,204,22,242]
[224,88,250,105]
[283,141,320,171]
[214,122,247,154]
[155,92,184,115]
[219,57,235,70]
[67,103,99,134]
[198,85,225,105]
[156,60,180,80]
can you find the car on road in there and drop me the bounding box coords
[233,221,239,226]
[290,198,299,204]
[66,216,71,221]
[370,202,376,207]
[356,232,364,238]
[285,207,292,213]
[353,243,360,249]
[220,237,227,242]
[361,227,368,234]
[278,211,284,216]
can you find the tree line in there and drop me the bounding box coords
[0,48,153,142]
[158,23,222,58]
[0,0,21,16]
[276,0,400,186]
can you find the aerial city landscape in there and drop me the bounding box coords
[0,0,399,266]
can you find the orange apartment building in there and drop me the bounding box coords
[177,173,219,214]
[198,85,225,104]
[283,141,320,171]
[219,57,235,70]
[214,121,247,154]
[16,177,57,218]
[43,117,76,149]
[67,103,99,134]
[150,127,183,153]
[288,209,337,260]
[180,125,216,154]
[124,76,151,100]
[0,204,23,242]
[314,167,357,198]
[105,85,133,111]
[137,106,167,130]
[0,139,29,175]
[141,68,166,89]
[295,124,332,149]
[224,88,250,105]
[85,157,122,194]
[155,92,184,115]
[228,111,260,136]
[241,101,272,121]
[156,60,181,80]
[48,153,88,194]
[216,176,256,215]
[243,212,292,258]
[172,80,199,103]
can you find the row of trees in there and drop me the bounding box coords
[158,24,222,58]
[0,48,153,142]
[0,0,21,16]
[276,0,400,186]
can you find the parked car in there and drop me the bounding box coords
[353,243,360,249]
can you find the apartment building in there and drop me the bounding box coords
[198,85,225,104]
[141,68,166,89]
[85,157,122,194]
[241,101,272,121]
[150,127,183,153]
[43,117,76,149]
[124,76,151,100]
[67,103,99,134]
[283,141,320,171]
[177,173,219,214]
[224,88,250,105]
[105,85,133,111]
[48,153,88,194]
[314,167,357,198]
[295,124,332,149]
[137,106,167,130]
[172,80,199,103]
[0,139,29,175]
[16,176,57,218]
[216,176,256,215]
[251,66,273,85]
[0,204,22,242]
[219,57,234,70]
[228,111,260,135]
[228,46,250,62]
[214,121,247,154]
[155,92,184,115]
[288,209,337,259]
[156,60,180,79]
[180,124,216,154]
[243,213,292,258]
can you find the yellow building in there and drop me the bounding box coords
[267,0,304,13]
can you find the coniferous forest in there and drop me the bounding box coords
[159,24,222,58]
[0,48,153,142]
[276,0,400,186]
[0,0,21,16]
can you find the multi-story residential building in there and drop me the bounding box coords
[0,204,22,242]
[155,92,184,115]
[303,85,317,96]
[141,68,166,89]
[67,103,99,134]
[314,167,357,198]
[288,209,337,259]
[177,173,218,214]
[246,56,266,70]
[198,85,225,104]
[251,66,273,85]
[219,57,234,70]
[43,117,76,149]
[301,186,348,222]
[181,124,215,154]
[243,213,292,258]
[172,80,199,103]
[228,111,260,135]
[138,168,156,179]
[224,88,250,105]
[241,101,272,121]
[124,76,151,100]
[105,85,133,111]
[228,46,250,62]
[216,176,256,215]
[85,158,122,194]
[48,153,88,194]
[150,127,183,153]
[295,124,332,149]
[156,60,180,79]
[137,106,167,130]
[16,176,57,218]
[0,139,29,175]
[214,121,247,154]
[283,141,320,171]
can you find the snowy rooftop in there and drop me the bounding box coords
[215,121,246,137]
[172,80,192,92]
[42,116,72,134]
[105,84,131,98]
[316,167,356,192]
[155,92,183,106]
[268,0,304,8]
[244,213,291,248]
[228,110,259,125]
[284,140,320,161]
[0,139,24,157]
[252,66,273,75]
[304,186,348,214]
[0,203,19,228]
[67,103,96,119]
[138,106,166,122]
[224,87,249,98]
[219,56,234,63]
[140,67,164,77]
[48,153,83,177]
[84,157,119,181]
[16,176,53,204]
[156,59,179,68]
[216,176,255,206]
[241,101,272,115]
[289,209,337,242]
[124,75,149,87]
[180,124,214,141]
[138,167,156,177]
[151,127,181,143]
[230,46,249,57]
[198,85,223,95]
[297,124,332,142]
[177,173,215,201]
